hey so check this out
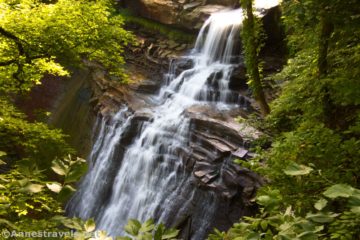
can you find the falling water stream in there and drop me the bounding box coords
[68,9,247,239]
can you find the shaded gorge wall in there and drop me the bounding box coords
[49,70,96,158]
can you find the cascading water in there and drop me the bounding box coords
[67,8,249,239]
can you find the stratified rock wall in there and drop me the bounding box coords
[122,0,283,35]
[123,0,232,32]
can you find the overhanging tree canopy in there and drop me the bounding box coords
[0,0,134,92]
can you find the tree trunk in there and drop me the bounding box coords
[241,0,270,116]
[318,11,335,127]
[318,12,334,77]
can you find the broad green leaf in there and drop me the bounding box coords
[84,218,96,232]
[124,219,141,236]
[0,219,20,230]
[18,179,30,187]
[314,198,327,211]
[260,220,268,231]
[306,212,337,223]
[58,184,76,202]
[23,183,44,193]
[65,163,87,184]
[116,237,132,240]
[154,223,165,240]
[162,228,179,239]
[95,230,111,240]
[46,182,63,193]
[283,161,313,176]
[314,225,324,233]
[246,232,261,240]
[51,159,68,176]
[350,206,360,214]
[277,233,293,240]
[323,184,354,199]
[57,217,83,231]
[297,231,317,240]
[348,195,360,208]
[256,189,282,210]
[140,219,155,233]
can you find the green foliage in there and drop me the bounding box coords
[221,0,360,239]
[0,98,73,169]
[123,219,179,240]
[50,155,87,202]
[0,0,134,92]
[0,99,88,237]
[58,218,179,240]
[262,0,360,212]
[0,156,87,235]
[208,184,360,240]
[240,0,270,115]
[283,161,313,176]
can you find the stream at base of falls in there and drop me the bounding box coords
[67,8,249,240]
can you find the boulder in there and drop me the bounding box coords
[124,0,181,26]
[179,4,229,31]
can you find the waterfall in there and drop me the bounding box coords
[67,8,248,239]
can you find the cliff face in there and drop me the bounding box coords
[122,0,281,33]
[122,0,237,32]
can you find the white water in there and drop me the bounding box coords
[68,8,247,239]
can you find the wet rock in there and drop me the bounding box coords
[229,65,248,90]
[179,104,264,201]
[124,0,181,26]
[232,148,248,159]
[175,44,188,52]
[180,4,229,31]
[183,1,202,10]
[133,111,153,122]
[222,167,239,187]
[193,160,217,172]
[130,79,161,94]
[183,155,196,171]
[206,71,223,90]
[167,40,180,49]
[119,115,148,146]
[174,58,194,76]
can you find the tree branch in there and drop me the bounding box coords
[0,27,30,60]
[0,59,17,66]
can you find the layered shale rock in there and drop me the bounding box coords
[122,0,231,31]
[184,105,264,201]
[122,0,282,34]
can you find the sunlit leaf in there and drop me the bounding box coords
[51,159,67,176]
[283,161,313,176]
[306,212,338,223]
[84,218,96,232]
[23,183,44,193]
[162,228,179,239]
[314,198,327,211]
[140,219,155,233]
[65,163,87,184]
[124,219,141,236]
[58,184,76,202]
[46,182,63,193]
[323,184,354,199]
